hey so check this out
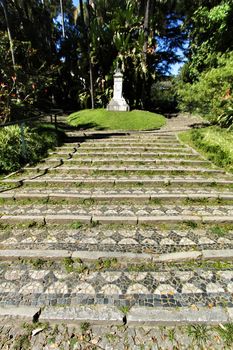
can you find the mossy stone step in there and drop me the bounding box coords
[49,151,200,158]
[2,190,233,203]
[3,176,233,186]
[59,146,194,153]
[22,166,224,175]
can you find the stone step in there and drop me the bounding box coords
[70,137,179,142]
[1,258,233,310]
[65,139,181,144]
[2,190,233,202]
[67,145,194,152]
[65,133,178,139]
[43,158,212,168]
[2,308,233,346]
[76,143,184,149]
[65,136,178,141]
[1,225,232,253]
[49,151,200,158]
[0,204,233,224]
[21,165,224,175]
[3,176,233,187]
[65,131,176,136]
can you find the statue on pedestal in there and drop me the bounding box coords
[107,68,130,111]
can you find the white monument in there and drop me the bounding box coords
[107,69,130,111]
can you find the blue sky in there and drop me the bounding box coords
[71,0,184,75]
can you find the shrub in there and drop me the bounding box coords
[0,124,63,174]
[177,52,233,127]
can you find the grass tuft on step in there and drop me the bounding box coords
[68,109,166,131]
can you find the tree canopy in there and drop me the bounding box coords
[0,0,233,126]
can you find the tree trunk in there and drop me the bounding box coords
[143,0,150,60]
[0,0,16,71]
[60,0,65,38]
[79,0,84,25]
[86,0,95,109]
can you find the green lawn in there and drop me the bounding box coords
[68,109,166,131]
[179,126,233,173]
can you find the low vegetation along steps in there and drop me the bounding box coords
[1,127,233,330]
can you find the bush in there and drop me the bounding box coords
[177,52,233,126]
[0,124,63,174]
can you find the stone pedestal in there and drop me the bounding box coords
[107,70,130,111]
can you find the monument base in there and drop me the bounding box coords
[107,98,130,112]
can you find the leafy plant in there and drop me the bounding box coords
[209,225,227,237]
[217,323,233,347]
[0,124,63,174]
[80,322,90,333]
[187,324,210,348]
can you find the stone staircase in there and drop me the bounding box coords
[1,124,233,334]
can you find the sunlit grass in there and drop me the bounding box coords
[179,126,233,173]
[68,109,166,131]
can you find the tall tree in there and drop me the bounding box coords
[0,0,16,70]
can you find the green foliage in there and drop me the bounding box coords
[209,225,227,237]
[80,322,90,333]
[179,127,233,173]
[0,124,62,174]
[62,257,87,274]
[68,109,166,131]
[187,2,233,79]
[95,258,118,270]
[187,324,210,348]
[217,323,233,347]
[177,52,233,125]
[217,104,233,129]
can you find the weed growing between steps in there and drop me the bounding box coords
[3,179,233,191]
[1,196,232,206]
[0,221,232,236]
[179,127,233,173]
[2,319,233,349]
[3,258,233,275]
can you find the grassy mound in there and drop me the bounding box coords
[179,126,233,173]
[68,109,166,131]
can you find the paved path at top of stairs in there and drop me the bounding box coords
[1,114,233,336]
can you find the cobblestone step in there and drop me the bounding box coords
[61,145,190,151]
[0,204,233,225]
[49,151,201,158]
[66,140,184,146]
[66,137,179,142]
[1,259,233,310]
[1,124,233,330]
[1,225,232,253]
[65,133,178,138]
[21,165,224,175]
[3,176,233,187]
[65,131,176,136]
[2,316,233,348]
[44,158,211,167]
[2,190,233,202]
[73,137,179,143]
